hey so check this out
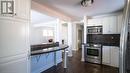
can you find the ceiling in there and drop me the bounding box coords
[32,0,125,20]
[31,10,56,24]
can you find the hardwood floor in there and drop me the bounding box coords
[42,50,119,73]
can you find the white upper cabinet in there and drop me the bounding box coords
[88,18,102,26]
[87,13,123,34]
[117,14,123,34]
[109,16,118,34]
[102,14,123,34]
[15,0,30,19]
[102,17,110,34]
[102,16,118,34]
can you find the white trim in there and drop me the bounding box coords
[0,53,27,64]
[0,17,29,22]
[0,57,29,73]
[0,56,27,66]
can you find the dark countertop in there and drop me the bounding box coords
[31,45,69,56]
[31,42,59,51]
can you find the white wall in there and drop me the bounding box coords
[30,26,54,45]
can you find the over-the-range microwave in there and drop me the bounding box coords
[87,26,102,34]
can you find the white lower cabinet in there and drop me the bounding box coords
[102,46,111,65]
[102,46,119,67]
[110,46,119,67]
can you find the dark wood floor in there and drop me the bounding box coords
[42,50,119,73]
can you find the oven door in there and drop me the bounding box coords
[87,49,99,57]
[86,47,102,64]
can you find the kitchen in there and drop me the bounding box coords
[30,6,122,73]
[0,0,130,73]
[85,13,122,67]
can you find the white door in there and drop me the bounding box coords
[0,0,30,73]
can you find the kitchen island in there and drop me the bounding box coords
[31,43,69,73]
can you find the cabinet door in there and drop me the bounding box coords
[102,17,110,34]
[88,18,102,26]
[110,46,119,67]
[103,16,118,34]
[15,0,30,19]
[95,18,103,25]
[109,16,117,34]
[102,46,111,65]
[88,19,95,26]
[117,14,123,34]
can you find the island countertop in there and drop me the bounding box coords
[31,44,69,56]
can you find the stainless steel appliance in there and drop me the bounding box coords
[87,26,102,34]
[86,26,102,64]
[85,44,102,64]
[119,0,130,73]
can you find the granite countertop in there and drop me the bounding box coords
[31,42,59,51]
[31,44,69,56]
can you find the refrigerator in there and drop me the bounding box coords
[119,0,130,73]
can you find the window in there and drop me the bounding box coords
[42,30,53,37]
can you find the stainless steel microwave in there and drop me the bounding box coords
[87,26,102,34]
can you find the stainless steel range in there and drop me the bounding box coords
[85,44,102,64]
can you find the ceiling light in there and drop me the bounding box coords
[81,0,94,7]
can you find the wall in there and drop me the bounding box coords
[30,26,54,45]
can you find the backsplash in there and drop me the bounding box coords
[87,34,120,46]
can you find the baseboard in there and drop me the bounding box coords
[102,63,119,68]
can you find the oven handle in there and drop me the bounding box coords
[86,47,101,49]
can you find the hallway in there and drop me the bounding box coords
[42,51,118,73]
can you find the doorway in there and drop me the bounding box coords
[77,24,83,50]
[78,29,83,50]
